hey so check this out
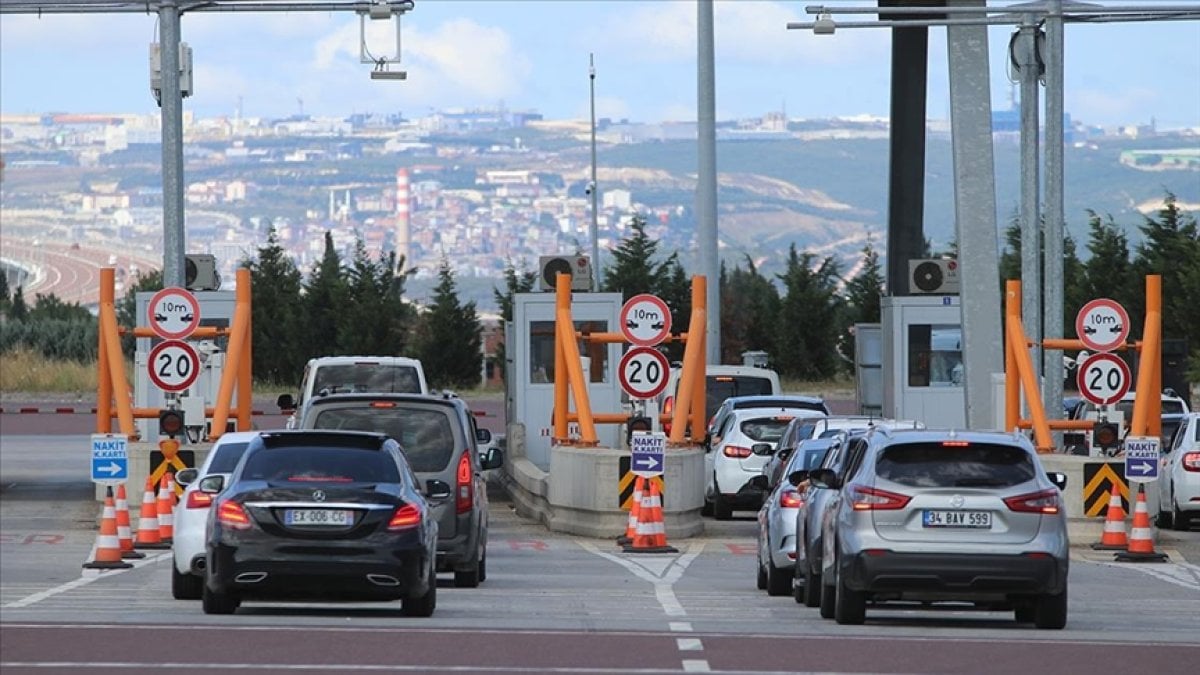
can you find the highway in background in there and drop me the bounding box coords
[2,400,1198,673]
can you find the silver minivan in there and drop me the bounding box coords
[812,428,1069,628]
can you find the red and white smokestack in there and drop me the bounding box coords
[395,168,411,263]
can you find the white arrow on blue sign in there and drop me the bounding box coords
[90,434,129,484]
[630,431,667,478]
[1124,436,1160,484]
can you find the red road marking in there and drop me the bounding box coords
[507,540,548,551]
[725,543,756,555]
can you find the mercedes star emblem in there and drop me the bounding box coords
[950,494,965,508]
[312,490,326,502]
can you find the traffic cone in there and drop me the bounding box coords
[1091,483,1128,550]
[135,476,168,550]
[622,479,677,554]
[1114,484,1169,562]
[157,473,176,544]
[617,475,645,546]
[83,486,133,570]
[114,483,145,560]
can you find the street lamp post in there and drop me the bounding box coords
[589,53,602,290]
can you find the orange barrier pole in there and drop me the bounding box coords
[570,332,686,344]
[1042,338,1132,352]
[1148,275,1162,438]
[1006,312,1053,452]
[566,412,632,424]
[553,274,570,442]
[689,276,707,441]
[1015,418,1097,430]
[209,273,251,440]
[670,276,704,444]
[97,269,114,433]
[125,326,231,339]
[1005,281,1021,433]
[556,275,598,445]
[98,279,136,438]
[1130,275,1161,438]
[237,269,253,431]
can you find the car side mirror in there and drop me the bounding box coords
[777,447,793,462]
[1047,472,1068,491]
[748,475,769,491]
[175,468,199,487]
[480,447,504,471]
[198,474,225,494]
[277,394,295,411]
[808,468,839,490]
[751,443,774,456]
[475,427,492,444]
[786,469,809,487]
[425,479,453,500]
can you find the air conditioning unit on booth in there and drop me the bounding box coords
[185,254,221,291]
[538,255,593,292]
[908,258,960,295]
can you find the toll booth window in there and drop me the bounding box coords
[529,320,609,384]
[908,324,963,388]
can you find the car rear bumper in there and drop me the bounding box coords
[841,550,1067,597]
[207,543,430,600]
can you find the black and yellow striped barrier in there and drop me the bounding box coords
[618,456,664,510]
[1083,462,1128,517]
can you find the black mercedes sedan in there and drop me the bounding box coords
[200,430,440,616]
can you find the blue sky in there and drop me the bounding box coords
[1,1,1197,127]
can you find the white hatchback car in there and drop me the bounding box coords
[705,406,826,520]
[1159,411,1200,530]
[171,431,259,599]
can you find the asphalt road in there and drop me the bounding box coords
[2,409,1199,673]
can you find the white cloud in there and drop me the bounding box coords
[1070,87,1160,125]
[0,14,147,49]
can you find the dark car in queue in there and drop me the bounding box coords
[296,392,502,587]
[201,430,439,616]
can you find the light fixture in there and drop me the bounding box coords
[814,12,836,35]
[370,69,408,80]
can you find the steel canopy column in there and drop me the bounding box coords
[883,1,933,296]
[1043,0,1066,442]
[946,0,1002,429]
[697,0,719,364]
[1016,14,1042,384]
[159,0,186,288]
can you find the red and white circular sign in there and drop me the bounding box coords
[147,339,201,392]
[619,294,672,347]
[1075,298,1130,353]
[618,347,671,399]
[147,287,201,340]
[1076,352,1131,406]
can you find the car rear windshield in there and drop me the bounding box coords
[208,442,250,473]
[706,377,774,419]
[241,447,401,483]
[310,407,456,473]
[739,417,793,443]
[313,364,422,395]
[875,442,1036,488]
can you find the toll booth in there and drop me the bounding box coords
[509,292,624,469]
[134,290,236,441]
[882,296,966,428]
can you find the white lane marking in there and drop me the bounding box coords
[668,622,693,632]
[681,660,711,672]
[1,552,170,608]
[676,638,703,651]
[577,541,705,618]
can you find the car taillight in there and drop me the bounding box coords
[723,445,752,458]
[1182,452,1200,472]
[388,504,422,531]
[779,489,803,508]
[662,396,675,434]
[1005,488,1061,514]
[849,485,911,510]
[216,501,251,529]
[456,452,473,514]
[186,491,213,509]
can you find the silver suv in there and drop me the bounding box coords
[811,428,1069,629]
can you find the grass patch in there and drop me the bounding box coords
[0,348,108,395]
[780,374,856,400]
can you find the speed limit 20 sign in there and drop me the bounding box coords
[147,339,201,392]
[618,347,670,399]
[1077,352,1131,406]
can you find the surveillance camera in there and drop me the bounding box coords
[584,182,594,196]
[813,12,835,35]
